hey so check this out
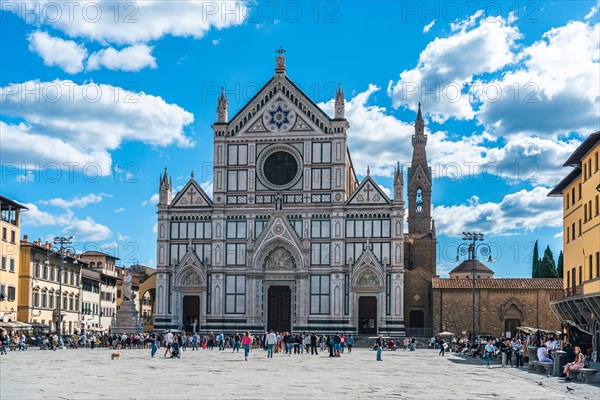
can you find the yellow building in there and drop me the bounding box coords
[18,237,83,335]
[0,195,27,323]
[549,131,600,353]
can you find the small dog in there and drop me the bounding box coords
[111,351,121,360]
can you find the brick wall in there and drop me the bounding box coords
[433,287,561,337]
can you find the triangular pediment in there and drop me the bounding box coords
[228,74,332,136]
[408,164,431,187]
[353,244,383,270]
[175,246,206,287]
[170,179,212,208]
[346,175,391,205]
[351,245,384,288]
[252,212,304,268]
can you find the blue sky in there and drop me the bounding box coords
[1,1,598,277]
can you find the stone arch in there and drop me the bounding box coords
[500,298,524,320]
[254,238,303,271]
[352,265,384,289]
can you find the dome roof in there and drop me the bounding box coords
[450,259,494,275]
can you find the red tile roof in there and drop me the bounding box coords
[432,278,563,290]
[450,259,494,274]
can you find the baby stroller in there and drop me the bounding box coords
[170,342,181,358]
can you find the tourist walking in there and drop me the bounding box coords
[164,330,173,357]
[232,333,241,353]
[438,337,445,356]
[484,340,495,369]
[347,334,354,353]
[150,331,158,358]
[266,330,276,358]
[515,340,524,367]
[376,337,383,361]
[310,333,319,355]
[242,332,252,361]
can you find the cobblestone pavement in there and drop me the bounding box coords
[1,348,599,399]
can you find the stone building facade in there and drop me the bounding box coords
[432,272,563,338]
[155,52,435,335]
[18,238,83,335]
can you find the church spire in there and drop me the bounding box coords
[393,162,404,204]
[159,167,173,206]
[335,83,345,119]
[408,103,432,235]
[275,47,286,74]
[217,86,228,123]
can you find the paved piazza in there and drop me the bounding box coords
[1,348,599,399]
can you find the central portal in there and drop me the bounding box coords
[358,296,377,334]
[182,295,200,333]
[267,286,291,333]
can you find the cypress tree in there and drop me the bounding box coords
[532,240,540,278]
[539,246,558,278]
[557,250,564,278]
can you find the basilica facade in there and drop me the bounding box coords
[154,52,435,335]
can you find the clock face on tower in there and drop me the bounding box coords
[257,144,303,190]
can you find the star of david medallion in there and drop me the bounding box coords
[263,102,294,132]
[269,106,289,128]
[273,224,284,235]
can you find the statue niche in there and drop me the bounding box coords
[264,246,296,270]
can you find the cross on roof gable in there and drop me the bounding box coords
[170,179,213,208]
[346,174,391,205]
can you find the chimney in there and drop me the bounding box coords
[37,238,42,246]
[23,234,29,243]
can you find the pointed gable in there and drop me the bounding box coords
[254,213,303,254]
[170,179,213,208]
[346,175,391,205]
[408,164,431,187]
[228,74,333,137]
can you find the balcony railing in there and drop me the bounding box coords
[550,285,583,301]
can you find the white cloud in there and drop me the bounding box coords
[553,231,563,238]
[64,217,112,241]
[200,181,214,198]
[477,21,600,138]
[585,5,598,20]
[212,39,221,46]
[0,121,113,175]
[152,223,158,233]
[87,44,157,72]
[141,193,160,206]
[432,187,562,237]
[423,20,435,33]
[1,80,194,175]
[6,1,248,45]
[378,184,392,198]
[322,85,579,188]
[117,234,130,240]
[39,193,107,208]
[115,208,125,213]
[388,12,520,122]
[20,203,111,241]
[27,31,87,74]
[320,84,414,177]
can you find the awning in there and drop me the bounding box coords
[516,326,561,336]
[0,321,33,330]
[562,320,593,336]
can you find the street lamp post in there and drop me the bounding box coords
[53,236,76,349]
[456,232,492,344]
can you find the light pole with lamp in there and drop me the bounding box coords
[456,232,492,344]
[52,236,77,349]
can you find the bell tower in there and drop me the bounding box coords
[407,103,432,235]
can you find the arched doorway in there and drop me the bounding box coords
[182,295,200,333]
[359,296,377,334]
